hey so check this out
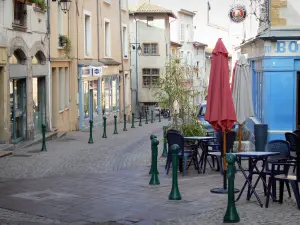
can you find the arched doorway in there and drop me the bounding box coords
[32,51,47,136]
[9,49,27,143]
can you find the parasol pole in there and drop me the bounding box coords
[238,124,243,152]
[223,131,227,190]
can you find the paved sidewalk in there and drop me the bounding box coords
[0,119,169,179]
[0,166,298,225]
[0,118,299,225]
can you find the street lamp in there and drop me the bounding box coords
[59,0,71,14]
[132,44,142,56]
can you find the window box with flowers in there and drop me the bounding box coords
[59,35,72,58]
[28,0,46,11]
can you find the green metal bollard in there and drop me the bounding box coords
[113,115,118,134]
[169,144,181,200]
[139,111,142,126]
[158,110,161,122]
[149,134,157,174]
[145,111,148,124]
[151,110,154,123]
[41,124,47,152]
[123,114,127,131]
[131,112,135,128]
[223,153,240,223]
[168,113,171,121]
[88,120,94,144]
[149,137,160,185]
[102,116,107,138]
[162,126,168,157]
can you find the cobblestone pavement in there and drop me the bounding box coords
[0,120,169,179]
[0,119,299,225]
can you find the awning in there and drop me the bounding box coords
[259,29,300,40]
[99,58,121,66]
[78,60,104,67]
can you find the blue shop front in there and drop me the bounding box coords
[78,61,120,131]
[241,38,300,140]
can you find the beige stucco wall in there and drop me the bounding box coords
[49,0,78,132]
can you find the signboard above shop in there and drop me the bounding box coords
[264,40,300,57]
[82,66,103,77]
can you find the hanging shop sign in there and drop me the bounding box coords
[228,4,247,23]
[92,67,103,76]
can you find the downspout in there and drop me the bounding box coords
[46,0,52,130]
[96,0,102,126]
[133,15,140,113]
[118,0,125,118]
[97,0,100,62]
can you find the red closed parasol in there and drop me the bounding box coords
[205,38,237,193]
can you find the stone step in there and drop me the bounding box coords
[15,131,58,149]
[0,144,14,152]
[0,151,12,158]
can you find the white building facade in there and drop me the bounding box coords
[129,3,175,115]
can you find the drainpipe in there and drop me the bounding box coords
[96,0,102,126]
[134,15,139,113]
[46,0,52,131]
[118,0,125,118]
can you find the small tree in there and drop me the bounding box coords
[154,57,204,121]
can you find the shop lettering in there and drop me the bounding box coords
[276,41,299,53]
[264,45,272,53]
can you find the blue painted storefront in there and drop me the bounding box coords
[78,64,119,131]
[246,40,300,140]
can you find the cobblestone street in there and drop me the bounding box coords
[0,119,299,225]
[0,120,168,179]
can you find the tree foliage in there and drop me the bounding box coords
[154,57,204,120]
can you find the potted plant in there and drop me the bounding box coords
[28,0,46,11]
[59,35,72,58]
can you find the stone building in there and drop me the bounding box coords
[0,0,49,144]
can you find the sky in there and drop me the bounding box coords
[128,0,250,53]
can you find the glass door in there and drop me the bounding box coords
[10,79,26,143]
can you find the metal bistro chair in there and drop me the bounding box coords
[286,132,298,173]
[293,129,300,138]
[166,130,198,176]
[205,131,236,174]
[266,137,300,209]
[263,140,292,207]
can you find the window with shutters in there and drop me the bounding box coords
[180,24,185,42]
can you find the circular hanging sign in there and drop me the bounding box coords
[229,4,247,23]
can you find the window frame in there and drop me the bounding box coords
[104,18,111,58]
[13,0,27,29]
[122,24,128,59]
[84,11,92,58]
[180,23,185,42]
[120,0,126,10]
[142,68,160,88]
[142,43,159,56]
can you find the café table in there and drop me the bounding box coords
[184,136,216,173]
[233,151,280,207]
